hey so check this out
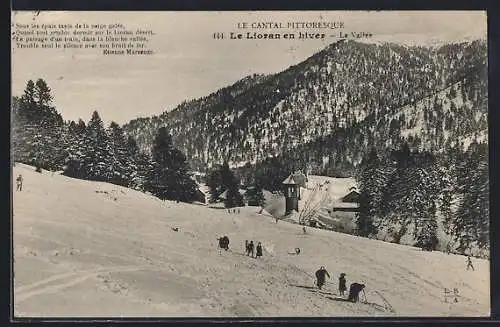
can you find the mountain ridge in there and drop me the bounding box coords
[122,39,487,173]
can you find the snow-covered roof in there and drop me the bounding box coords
[282,174,298,185]
[218,189,245,200]
[219,189,228,199]
[332,202,359,209]
[341,190,360,203]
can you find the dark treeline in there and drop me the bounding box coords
[355,142,488,255]
[12,79,198,203]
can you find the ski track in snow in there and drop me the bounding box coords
[15,265,161,302]
[12,164,489,317]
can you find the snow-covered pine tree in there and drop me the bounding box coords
[125,135,152,191]
[63,119,91,179]
[453,141,489,254]
[107,122,133,186]
[34,78,53,108]
[355,147,381,237]
[12,79,65,171]
[80,111,114,181]
[207,166,223,203]
[414,213,439,251]
[220,161,244,208]
[379,143,415,243]
[144,127,197,202]
[412,151,440,250]
[245,184,266,207]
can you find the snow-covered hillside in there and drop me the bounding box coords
[13,164,489,317]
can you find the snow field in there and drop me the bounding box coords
[12,164,489,317]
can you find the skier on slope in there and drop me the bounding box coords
[255,242,263,258]
[247,240,255,257]
[466,256,475,271]
[315,266,330,290]
[16,174,23,191]
[347,283,366,303]
[217,236,229,251]
[338,273,347,296]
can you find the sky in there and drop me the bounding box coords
[11,11,487,125]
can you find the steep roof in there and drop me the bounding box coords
[218,189,228,199]
[282,174,298,185]
[341,190,360,203]
[292,171,307,188]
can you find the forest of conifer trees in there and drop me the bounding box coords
[355,143,489,254]
[12,79,199,203]
[11,70,489,257]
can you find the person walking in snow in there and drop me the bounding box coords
[247,240,255,257]
[245,240,249,253]
[217,236,229,252]
[347,283,365,303]
[338,273,347,296]
[16,174,23,191]
[315,266,330,290]
[255,242,263,258]
[466,256,475,271]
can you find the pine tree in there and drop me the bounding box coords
[220,161,244,208]
[453,142,489,253]
[414,214,439,251]
[107,122,132,186]
[63,117,90,179]
[13,80,65,170]
[207,166,223,203]
[34,78,53,107]
[355,147,382,237]
[144,127,197,202]
[64,111,113,181]
[245,184,265,207]
[85,111,113,181]
[125,135,151,190]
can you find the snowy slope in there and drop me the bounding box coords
[13,164,489,317]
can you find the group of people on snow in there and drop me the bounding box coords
[245,240,263,258]
[315,266,365,303]
[216,236,263,258]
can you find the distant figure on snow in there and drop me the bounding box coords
[16,174,23,191]
[237,208,240,214]
[315,266,330,290]
[466,256,475,271]
[228,209,231,214]
[295,247,301,255]
[255,242,263,258]
[347,283,365,303]
[247,240,255,257]
[303,226,306,234]
[338,273,347,296]
[245,240,249,253]
[217,236,230,252]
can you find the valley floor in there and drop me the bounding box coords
[12,164,490,317]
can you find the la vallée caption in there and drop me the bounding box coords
[212,21,373,40]
[13,23,155,56]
